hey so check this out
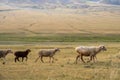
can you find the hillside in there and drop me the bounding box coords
[0,0,120,5]
[0,9,120,34]
[0,0,120,43]
[0,1,120,34]
[0,0,87,9]
[0,0,120,9]
[101,0,120,5]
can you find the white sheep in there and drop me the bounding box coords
[0,50,13,64]
[75,45,107,64]
[35,48,60,63]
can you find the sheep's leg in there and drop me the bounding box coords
[78,57,81,61]
[17,57,20,62]
[15,57,16,62]
[2,58,6,64]
[15,57,20,62]
[94,56,97,62]
[93,55,97,63]
[35,56,40,62]
[49,57,51,63]
[15,57,18,62]
[22,57,24,62]
[87,56,93,63]
[41,56,44,63]
[52,57,54,63]
[93,56,95,63]
[75,55,80,64]
[80,55,85,63]
[26,56,28,61]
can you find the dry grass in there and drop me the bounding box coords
[0,4,120,80]
[0,9,120,34]
[0,43,120,80]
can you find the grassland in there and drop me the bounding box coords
[0,7,120,44]
[0,3,120,80]
[0,43,120,80]
[0,33,120,45]
[0,8,120,34]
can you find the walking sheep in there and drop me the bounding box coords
[35,48,60,63]
[75,45,107,64]
[0,50,13,64]
[14,49,31,62]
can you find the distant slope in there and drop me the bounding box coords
[101,0,120,5]
[0,0,88,9]
[0,0,120,35]
[0,9,120,34]
[0,0,86,4]
[0,0,120,5]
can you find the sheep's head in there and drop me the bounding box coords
[99,45,107,51]
[7,50,13,54]
[55,48,60,52]
[26,49,31,53]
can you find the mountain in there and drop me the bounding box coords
[0,0,89,9]
[0,0,119,10]
[0,0,120,5]
[101,0,120,5]
[0,0,86,4]
[87,0,120,5]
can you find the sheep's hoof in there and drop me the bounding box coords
[75,62,77,64]
[87,61,90,63]
[3,62,5,64]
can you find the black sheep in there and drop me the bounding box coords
[14,49,31,62]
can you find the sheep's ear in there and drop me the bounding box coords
[100,46,103,49]
[100,45,106,49]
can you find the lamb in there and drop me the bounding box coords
[14,49,31,62]
[0,50,13,64]
[75,45,107,64]
[35,48,60,63]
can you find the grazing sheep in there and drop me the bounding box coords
[75,45,107,64]
[35,48,60,63]
[0,50,13,64]
[14,49,31,62]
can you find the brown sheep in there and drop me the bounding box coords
[75,45,107,64]
[35,48,60,63]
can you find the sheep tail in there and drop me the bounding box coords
[35,56,40,62]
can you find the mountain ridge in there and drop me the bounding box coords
[0,0,119,9]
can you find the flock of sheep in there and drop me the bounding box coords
[0,45,107,64]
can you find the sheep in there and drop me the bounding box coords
[0,50,13,64]
[75,45,107,64]
[14,49,31,62]
[35,48,60,63]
